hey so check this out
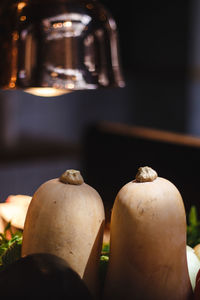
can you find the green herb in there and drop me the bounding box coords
[99,243,110,294]
[0,222,22,270]
[187,205,200,248]
[101,243,110,256]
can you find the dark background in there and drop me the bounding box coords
[102,0,191,132]
[0,0,199,216]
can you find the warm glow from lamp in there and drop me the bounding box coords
[63,21,72,27]
[20,16,27,22]
[17,2,27,11]
[24,88,72,97]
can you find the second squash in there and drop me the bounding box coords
[103,166,193,300]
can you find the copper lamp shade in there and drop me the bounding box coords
[0,0,125,97]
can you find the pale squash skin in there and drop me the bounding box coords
[103,174,193,300]
[22,174,105,299]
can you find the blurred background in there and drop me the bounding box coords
[0,0,199,217]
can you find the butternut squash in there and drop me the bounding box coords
[22,169,105,298]
[103,166,193,300]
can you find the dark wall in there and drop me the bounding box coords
[102,0,190,75]
[0,0,195,201]
[101,0,191,133]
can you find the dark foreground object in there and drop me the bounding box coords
[0,253,93,300]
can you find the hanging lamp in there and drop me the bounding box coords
[0,0,125,97]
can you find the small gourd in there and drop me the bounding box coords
[103,166,193,300]
[22,169,105,298]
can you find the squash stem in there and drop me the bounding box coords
[135,166,157,182]
[59,169,84,185]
